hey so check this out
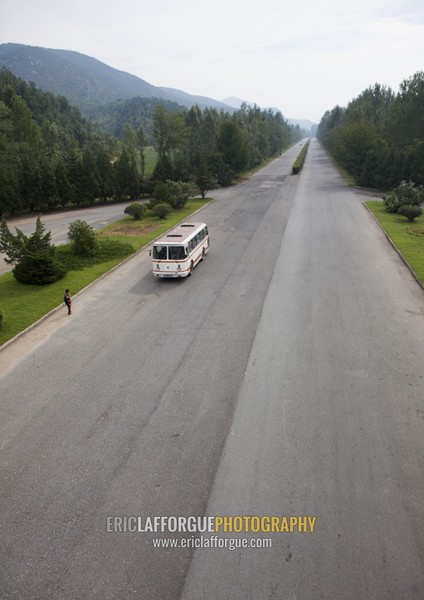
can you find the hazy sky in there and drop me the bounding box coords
[1,0,423,122]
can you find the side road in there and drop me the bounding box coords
[0,200,137,275]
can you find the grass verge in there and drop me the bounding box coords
[365,200,424,286]
[0,199,210,347]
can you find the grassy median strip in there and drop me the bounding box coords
[365,200,424,285]
[0,199,210,347]
[292,139,310,174]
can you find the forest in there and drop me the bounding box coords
[0,69,303,216]
[317,71,424,189]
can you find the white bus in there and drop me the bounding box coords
[151,222,210,278]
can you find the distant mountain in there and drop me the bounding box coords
[222,96,256,109]
[0,43,316,135]
[222,96,316,130]
[159,86,233,112]
[222,96,281,115]
[288,118,317,133]
[0,43,233,114]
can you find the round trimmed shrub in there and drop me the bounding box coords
[68,220,98,256]
[153,203,173,219]
[124,202,146,220]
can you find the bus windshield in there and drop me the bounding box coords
[168,246,186,260]
[153,246,168,260]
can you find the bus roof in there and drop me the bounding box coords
[153,222,207,246]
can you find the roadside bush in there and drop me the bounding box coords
[152,181,198,209]
[152,182,172,206]
[13,255,66,285]
[383,194,403,214]
[166,180,198,209]
[383,180,424,214]
[152,203,173,219]
[68,219,98,256]
[124,203,146,220]
[398,205,423,222]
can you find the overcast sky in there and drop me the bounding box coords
[1,0,423,122]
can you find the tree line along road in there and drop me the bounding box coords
[0,139,423,599]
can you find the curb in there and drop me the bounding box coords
[362,202,424,291]
[0,201,212,353]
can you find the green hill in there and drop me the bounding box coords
[0,43,232,114]
[87,96,183,143]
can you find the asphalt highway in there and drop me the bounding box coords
[1,140,423,599]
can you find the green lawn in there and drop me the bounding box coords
[0,199,210,347]
[365,200,424,285]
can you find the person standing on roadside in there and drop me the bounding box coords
[64,289,72,315]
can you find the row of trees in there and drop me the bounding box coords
[0,69,123,216]
[0,68,304,217]
[317,72,424,189]
[151,102,300,188]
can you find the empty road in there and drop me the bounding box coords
[1,139,423,599]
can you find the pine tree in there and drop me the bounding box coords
[0,216,65,284]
